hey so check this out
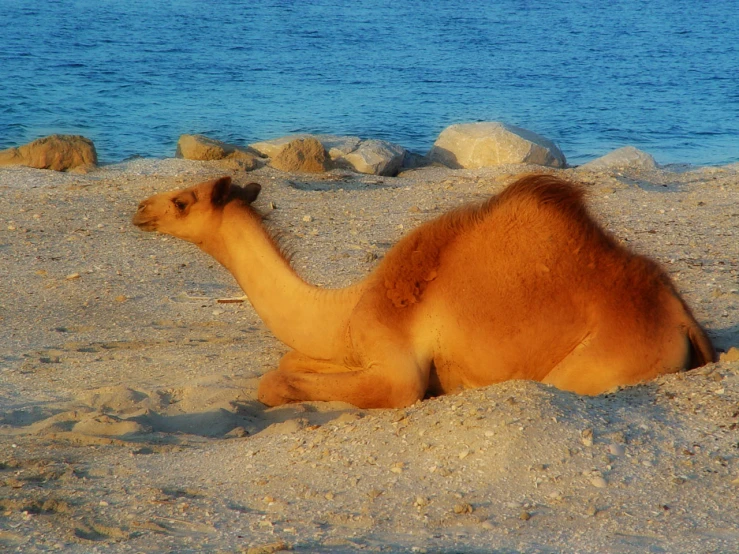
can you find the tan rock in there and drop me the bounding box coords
[176,134,226,160]
[0,135,97,171]
[269,137,331,173]
[720,347,739,363]
[176,134,262,170]
[428,122,566,169]
[176,134,230,160]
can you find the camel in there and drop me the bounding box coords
[132,174,715,408]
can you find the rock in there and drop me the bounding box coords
[590,476,608,488]
[428,122,565,169]
[175,134,261,169]
[268,137,331,173]
[0,135,97,171]
[608,443,626,456]
[720,347,739,362]
[579,146,657,171]
[343,139,406,176]
[176,134,230,160]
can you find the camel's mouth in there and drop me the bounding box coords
[131,213,158,231]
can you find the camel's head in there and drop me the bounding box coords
[132,176,261,243]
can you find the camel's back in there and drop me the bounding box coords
[378,175,627,308]
[436,176,674,310]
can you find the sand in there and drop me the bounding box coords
[1,159,738,553]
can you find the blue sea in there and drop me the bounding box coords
[1,0,737,166]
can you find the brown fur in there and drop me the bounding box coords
[133,174,715,408]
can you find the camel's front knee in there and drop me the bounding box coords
[257,370,297,406]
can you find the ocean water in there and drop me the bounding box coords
[1,0,737,166]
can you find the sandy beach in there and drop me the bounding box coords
[1,159,738,553]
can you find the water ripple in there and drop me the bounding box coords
[0,0,737,165]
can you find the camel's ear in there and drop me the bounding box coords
[211,176,233,207]
[242,182,261,204]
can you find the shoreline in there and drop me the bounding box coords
[1,151,737,186]
[3,129,738,170]
[77,151,739,171]
[1,160,738,552]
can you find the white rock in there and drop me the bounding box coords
[590,476,608,488]
[428,122,566,169]
[342,139,406,176]
[608,443,626,456]
[579,146,657,171]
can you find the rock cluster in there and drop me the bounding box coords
[0,135,97,172]
[247,125,565,175]
[249,134,407,176]
[1,125,668,175]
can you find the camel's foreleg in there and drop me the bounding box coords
[277,350,356,374]
[258,352,428,409]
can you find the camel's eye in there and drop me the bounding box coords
[173,198,187,211]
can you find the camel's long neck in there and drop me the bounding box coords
[200,205,363,360]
